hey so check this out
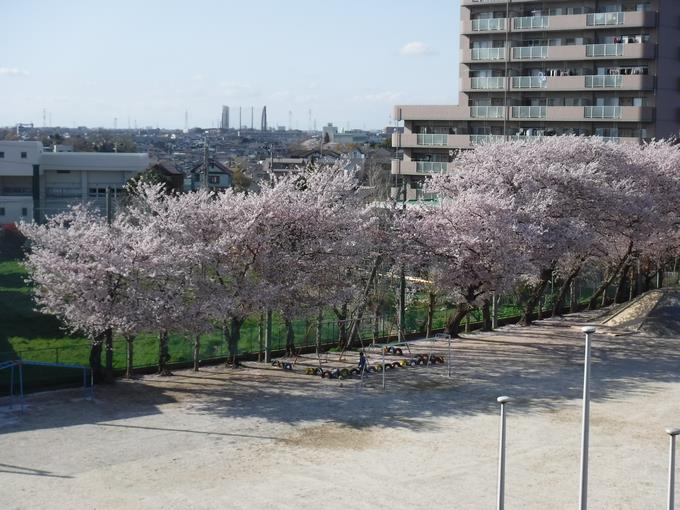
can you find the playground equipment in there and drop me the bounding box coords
[0,359,94,413]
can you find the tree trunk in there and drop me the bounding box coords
[89,337,104,383]
[228,317,242,368]
[344,255,382,349]
[446,303,470,338]
[125,335,134,379]
[104,328,114,383]
[426,292,436,338]
[334,304,348,349]
[193,335,200,372]
[481,299,492,331]
[588,244,633,310]
[569,279,578,314]
[629,264,637,301]
[519,267,553,326]
[372,307,380,343]
[158,330,171,376]
[284,317,295,356]
[552,265,582,317]
[315,308,323,357]
[614,263,631,304]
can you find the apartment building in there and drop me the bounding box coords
[0,141,149,224]
[392,0,680,200]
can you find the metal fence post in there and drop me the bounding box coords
[497,396,511,510]
[580,326,596,510]
[668,428,680,510]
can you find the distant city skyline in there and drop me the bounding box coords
[0,0,460,130]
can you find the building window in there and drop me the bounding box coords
[20,152,27,159]
[0,152,4,158]
[208,176,220,184]
[21,208,28,217]
[56,170,71,174]
[0,208,5,216]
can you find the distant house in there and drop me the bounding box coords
[148,160,185,193]
[184,159,233,192]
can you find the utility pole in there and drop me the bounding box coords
[202,138,209,190]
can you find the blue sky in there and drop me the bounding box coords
[0,0,460,130]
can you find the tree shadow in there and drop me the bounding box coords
[2,322,680,436]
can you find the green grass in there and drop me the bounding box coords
[0,259,603,395]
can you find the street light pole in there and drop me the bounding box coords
[497,396,511,510]
[667,428,680,510]
[579,326,596,510]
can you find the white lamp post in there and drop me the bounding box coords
[497,395,511,510]
[667,428,680,510]
[579,326,596,510]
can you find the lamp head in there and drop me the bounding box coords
[497,396,511,404]
[666,428,680,436]
[581,326,597,334]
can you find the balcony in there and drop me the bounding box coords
[508,43,655,62]
[471,18,505,32]
[469,47,507,61]
[462,10,655,33]
[415,161,449,174]
[470,134,505,145]
[511,106,547,119]
[585,75,623,88]
[470,106,505,119]
[392,132,475,149]
[512,46,548,60]
[541,106,653,122]
[391,159,454,176]
[511,76,547,89]
[470,76,506,90]
[586,43,623,57]
[585,106,622,119]
[513,16,549,30]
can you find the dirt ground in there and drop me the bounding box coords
[2,309,680,509]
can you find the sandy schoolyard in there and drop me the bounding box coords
[2,310,680,509]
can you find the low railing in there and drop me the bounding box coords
[585,106,622,119]
[511,106,546,119]
[587,12,624,26]
[513,16,549,30]
[512,46,548,59]
[471,76,506,89]
[585,75,623,88]
[586,43,624,57]
[470,134,505,145]
[416,161,448,173]
[470,106,505,118]
[511,76,547,89]
[471,47,506,60]
[416,134,448,146]
[45,187,82,198]
[472,18,505,31]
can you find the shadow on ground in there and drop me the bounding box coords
[2,313,680,436]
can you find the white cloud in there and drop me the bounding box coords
[0,67,30,77]
[400,41,436,57]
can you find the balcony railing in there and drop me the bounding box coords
[513,16,549,30]
[471,47,506,60]
[416,162,448,173]
[586,43,624,57]
[512,46,548,60]
[416,134,448,146]
[511,76,547,89]
[471,76,506,89]
[472,18,505,31]
[470,134,505,145]
[585,106,622,119]
[470,106,505,118]
[45,187,82,198]
[1,187,32,196]
[511,106,547,119]
[587,12,624,26]
[585,75,623,88]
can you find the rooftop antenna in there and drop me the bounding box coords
[239,107,242,130]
